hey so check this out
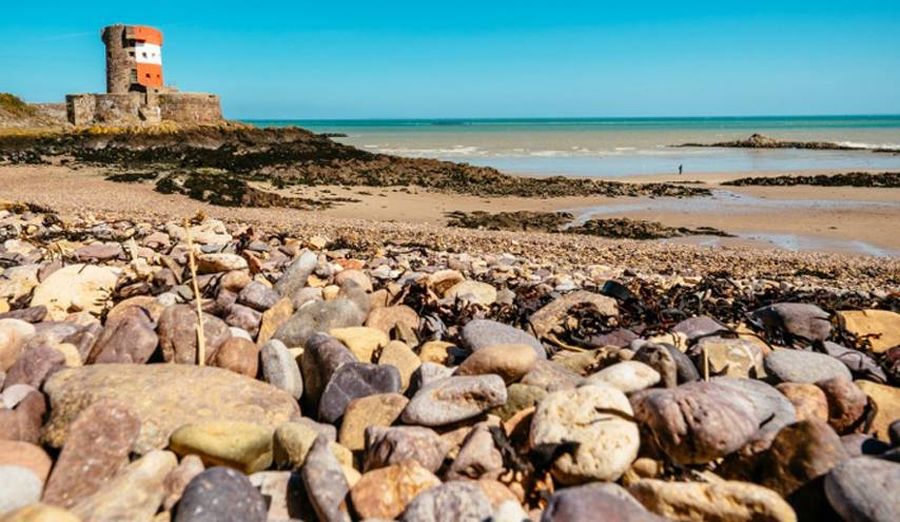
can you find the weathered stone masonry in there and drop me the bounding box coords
[66,24,222,126]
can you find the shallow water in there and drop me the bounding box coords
[248,116,900,176]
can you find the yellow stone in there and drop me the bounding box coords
[257,297,294,346]
[856,380,900,440]
[838,310,900,353]
[419,341,456,365]
[168,420,273,474]
[339,393,409,451]
[378,341,420,391]
[273,422,352,469]
[0,503,81,522]
[330,326,389,362]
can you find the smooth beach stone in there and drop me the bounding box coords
[224,304,261,337]
[363,425,450,473]
[0,264,40,303]
[196,253,248,274]
[365,305,419,334]
[175,466,267,522]
[299,333,357,412]
[350,460,442,520]
[157,304,231,365]
[212,336,259,377]
[43,400,140,508]
[89,305,158,364]
[694,336,765,378]
[339,393,408,451]
[853,380,900,442]
[0,466,43,515]
[418,341,456,365]
[817,377,867,434]
[301,437,351,522]
[631,381,757,465]
[329,326,388,362]
[70,450,178,522]
[490,383,548,421]
[776,382,829,423]
[274,250,318,297]
[712,377,798,443]
[402,374,507,427]
[73,242,123,262]
[633,342,699,388]
[752,302,832,344]
[530,384,639,484]
[400,480,492,522]
[2,343,65,390]
[162,454,205,511]
[0,386,45,443]
[238,281,279,311]
[764,349,851,384]
[444,280,498,306]
[0,441,51,484]
[29,264,120,320]
[274,298,366,348]
[169,420,273,474]
[586,360,661,393]
[256,297,294,345]
[334,269,372,292]
[446,422,504,480]
[757,420,848,498]
[0,503,80,522]
[672,316,729,341]
[409,362,454,394]
[41,364,300,454]
[825,456,900,522]
[261,339,303,399]
[520,359,585,391]
[529,290,618,340]
[542,483,663,522]
[819,341,887,383]
[840,434,890,457]
[456,343,538,383]
[0,319,34,371]
[378,340,420,391]
[836,309,900,353]
[629,479,797,522]
[273,422,349,470]
[319,362,401,424]
[461,319,545,360]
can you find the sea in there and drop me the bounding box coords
[244,115,900,177]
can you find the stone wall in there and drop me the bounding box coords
[159,93,222,124]
[66,92,222,126]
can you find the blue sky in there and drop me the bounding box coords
[2,1,900,118]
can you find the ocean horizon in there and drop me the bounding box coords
[244,115,900,177]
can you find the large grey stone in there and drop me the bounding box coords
[261,339,303,399]
[825,456,900,522]
[401,480,492,522]
[318,362,401,424]
[461,319,545,360]
[402,375,507,427]
[764,350,852,384]
[274,298,366,348]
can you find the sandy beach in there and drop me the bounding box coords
[3,163,897,256]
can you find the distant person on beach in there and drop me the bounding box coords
[678,164,683,175]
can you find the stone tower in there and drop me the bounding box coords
[101,24,164,94]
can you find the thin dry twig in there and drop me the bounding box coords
[184,218,206,366]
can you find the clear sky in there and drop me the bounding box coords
[3,1,900,119]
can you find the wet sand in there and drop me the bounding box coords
[1,164,898,256]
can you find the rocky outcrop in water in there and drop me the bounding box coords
[678,133,900,153]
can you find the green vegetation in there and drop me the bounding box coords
[0,93,37,116]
